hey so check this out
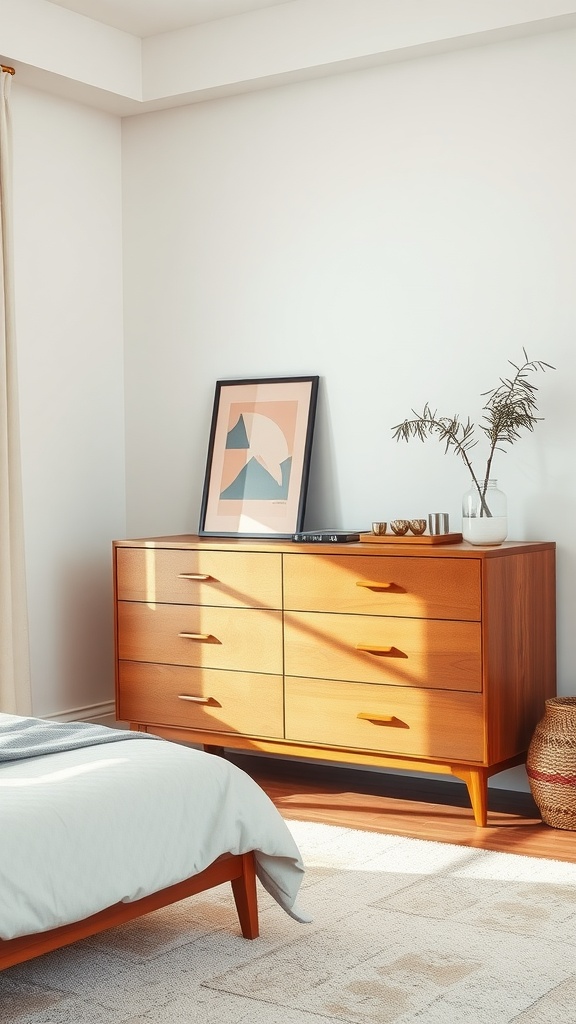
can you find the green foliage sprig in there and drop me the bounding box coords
[391,350,555,516]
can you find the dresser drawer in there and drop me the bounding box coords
[118,661,283,737]
[284,611,481,691]
[283,553,481,620]
[117,603,283,674]
[116,547,282,608]
[285,677,484,761]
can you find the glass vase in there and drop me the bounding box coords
[462,478,507,546]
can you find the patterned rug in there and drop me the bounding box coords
[2,820,576,1024]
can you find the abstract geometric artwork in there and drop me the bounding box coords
[199,377,318,537]
[220,406,295,500]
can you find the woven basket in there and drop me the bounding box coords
[527,697,576,830]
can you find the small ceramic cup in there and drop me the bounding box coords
[408,519,427,535]
[390,519,410,536]
[372,522,387,535]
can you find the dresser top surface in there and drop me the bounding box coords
[113,534,555,560]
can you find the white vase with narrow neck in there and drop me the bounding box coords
[462,479,507,546]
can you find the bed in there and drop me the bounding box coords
[0,714,307,971]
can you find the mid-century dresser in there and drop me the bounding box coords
[113,535,556,826]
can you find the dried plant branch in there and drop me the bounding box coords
[391,351,555,516]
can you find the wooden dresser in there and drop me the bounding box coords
[113,535,556,826]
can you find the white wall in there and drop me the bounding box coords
[7,18,576,791]
[12,85,126,717]
[122,28,576,787]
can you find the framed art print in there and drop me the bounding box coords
[199,375,319,538]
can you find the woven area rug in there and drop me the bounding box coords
[2,820,576,1024]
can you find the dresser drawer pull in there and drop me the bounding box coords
[177,573,214,581]
[355,644,406,659]
[177,694,216,705]
[356,580,393,590]
[178,632,218,643]
[357,712,395,724]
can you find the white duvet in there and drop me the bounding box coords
[0,738,307,940]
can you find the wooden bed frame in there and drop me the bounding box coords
[0,851,258,971]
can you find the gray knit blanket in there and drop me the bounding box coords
[0,714,159,763]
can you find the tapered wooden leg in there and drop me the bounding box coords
[231,852,259,939]
[453,767,489,827]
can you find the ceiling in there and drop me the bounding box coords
[47,0,293,37]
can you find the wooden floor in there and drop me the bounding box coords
[228,753,576,864]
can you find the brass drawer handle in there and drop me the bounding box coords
[355,644,407,658]
[357,712,406,729]
[356,580,393,590]
[357,712,395,723]
[178,694,214,704]
[355,644,393,655]
[178,573,214,581]
[178,632,213,641]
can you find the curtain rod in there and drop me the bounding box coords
[1,65,16,75]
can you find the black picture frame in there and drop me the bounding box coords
[199,375,319,538]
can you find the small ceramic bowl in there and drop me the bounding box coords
[372,522,387,535]
[408,519,427,535]
[390,519,410,536]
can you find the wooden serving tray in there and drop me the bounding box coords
[359,532,463,545]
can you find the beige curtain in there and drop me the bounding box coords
[0,68,31,714]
